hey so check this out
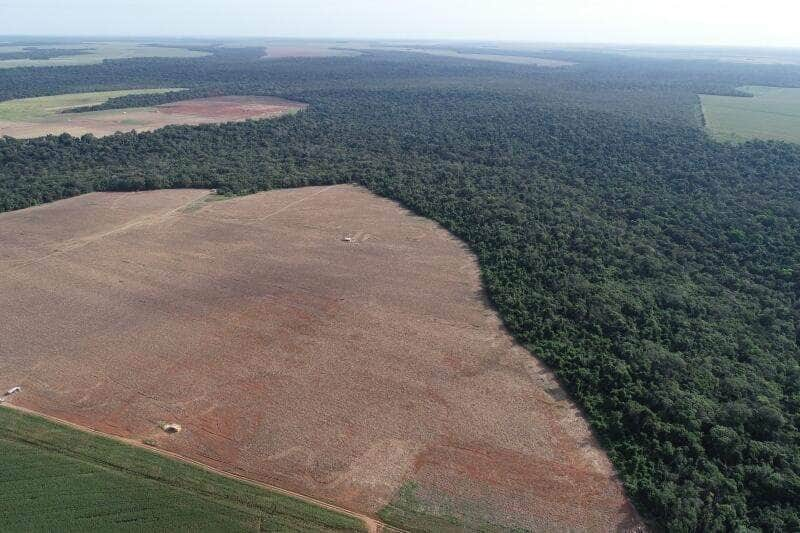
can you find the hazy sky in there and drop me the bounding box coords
[2,0,799,48]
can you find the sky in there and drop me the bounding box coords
[1,0,799,48]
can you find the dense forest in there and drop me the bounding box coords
[1,45,800,531]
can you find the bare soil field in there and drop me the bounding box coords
[0,95,306,138]
[0,185,640,531]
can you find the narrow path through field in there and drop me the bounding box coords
[0,403,398,533]
[250,184,335,223]
[0,190,210,277]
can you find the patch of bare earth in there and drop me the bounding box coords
[0,185,641,531]
[0,96,306,138]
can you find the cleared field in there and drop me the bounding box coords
[408,49,573,67]
[360,46,573,67]
[0,89,181,121]
[700,86,800,144]
[0,186,640,531]
[0,42,209,68]
[263,45,361,59]
[0,406,365,532]
[0,93,306,138]
[607,47,800,65]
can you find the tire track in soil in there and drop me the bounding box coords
[0,190,211,277]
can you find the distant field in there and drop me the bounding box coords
[608,47,800,65]
[0,89,180,121]
[0,407,364,532]
[700,86,800,144]
[0,91,306,138]
[263,45,361,59]
[364,46,574,67]
[0,42,209,68]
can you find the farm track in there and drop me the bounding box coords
[0,190,212,277]
[1,403,398,533]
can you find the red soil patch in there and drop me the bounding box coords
[156,96,306,121]
[0,186,641,531]
[0,96,306,138]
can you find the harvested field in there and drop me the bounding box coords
[0,185,640,531]
[0,94,306,138]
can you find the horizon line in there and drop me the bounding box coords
[1,34,799,51]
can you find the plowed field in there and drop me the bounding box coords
[0,185,640,531]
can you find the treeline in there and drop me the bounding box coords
[2,48,800,531]
[65,88,215,113]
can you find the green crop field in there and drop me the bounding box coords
[0,42,209,68]
[0,89,182,121]
[0,408,364,532]
[700,85,800,144]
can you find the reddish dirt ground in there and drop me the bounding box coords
[0,96,306,138]
[156,96,306,121]
[0,186,641,531]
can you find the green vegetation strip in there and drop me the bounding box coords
[700,85,800,144]
[0,89,182,122]
[0,407,364,532]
